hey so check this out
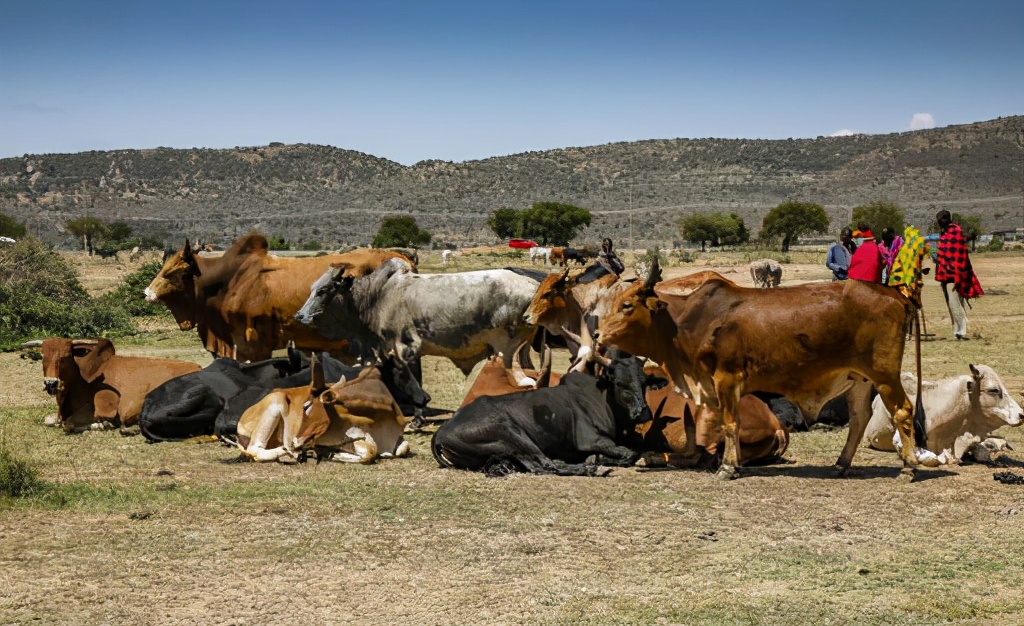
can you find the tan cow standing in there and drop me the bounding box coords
[144,233,408,361]
[595,259,937,479]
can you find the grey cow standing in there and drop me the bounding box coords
[749,258,783,288]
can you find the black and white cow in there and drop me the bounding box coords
[430,348,660,476]
[295,258,543,376]
[139,351,429,442]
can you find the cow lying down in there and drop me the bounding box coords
[229,355,410,464]
[139,349,428,442]
[866,364,1022,463]
[635,367,790,466]
[431,348,657,476]
[27,338,201,434]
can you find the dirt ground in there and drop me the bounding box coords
[2,250,1023,625]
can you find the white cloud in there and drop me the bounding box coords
[909,113,936,130]
[830,129,855,137]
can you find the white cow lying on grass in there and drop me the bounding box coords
[866,364,1022,463]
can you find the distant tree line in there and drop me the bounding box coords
[487,202,592,246]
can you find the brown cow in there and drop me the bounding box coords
[595,258,936,479]
[459,343,558,409]
[28,338,201,434]
[144,233,408,361]
[636,366,789,466]
[232,356,409,464]
[549,247,565,266]
[523,265,625,361]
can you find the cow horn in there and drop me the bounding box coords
[644,257,662,290]
[510,340,535,387]
[536,332,553,388]
[19,340,43,348]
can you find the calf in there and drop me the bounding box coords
[635,366,789,465]
[232,356,409,464]
[866,364,1022,462]
[749,258,782,288]
[430,348,653,476]
[27,338,201,433]
[441,249,461,266]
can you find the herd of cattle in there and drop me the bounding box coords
[22,233,1022,479]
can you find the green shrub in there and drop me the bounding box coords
[96,262,169,317]
[0,237,135,347]
[979,237,1004,252]
[0,445,43,499]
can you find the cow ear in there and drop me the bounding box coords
[78,339,115,383]
[319,389,337,405]
[969,364,982,380]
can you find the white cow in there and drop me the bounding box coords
[530,246,552,265]
[296,258,542,375]
[749,258,782,288]
[866,364,1022,462]
[441,249,461,266]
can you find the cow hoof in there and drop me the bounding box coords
[833,463,850,477]
[898,466,916,481]
[715,465,739,481]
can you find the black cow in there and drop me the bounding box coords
[139,351,429,442]
[95,248,119,259]
[430,348,659,476]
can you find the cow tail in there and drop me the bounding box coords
[912,307,928,448]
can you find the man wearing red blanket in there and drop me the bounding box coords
[934,210,984,340]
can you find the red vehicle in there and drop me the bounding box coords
[507,238,538,249]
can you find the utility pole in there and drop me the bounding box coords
[628,182,633,252]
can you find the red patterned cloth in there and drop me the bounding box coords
[935,223,983,299]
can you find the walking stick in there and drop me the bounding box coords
[912,307,928,448]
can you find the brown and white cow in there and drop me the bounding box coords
[232,356,409,464]
[144,233,408,361]
[27,338,201,433]
[595,259,937,479]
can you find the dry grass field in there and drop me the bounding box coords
[2,248,1023,625]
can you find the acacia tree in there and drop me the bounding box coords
[487,208,522,240]
[760,201,829,252]
[851,201,905,234]
[373,216,431,248]
[520,202,592,246]
[65,216,108,254]
[678,212,749,251]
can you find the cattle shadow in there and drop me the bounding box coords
[638,463,959,482]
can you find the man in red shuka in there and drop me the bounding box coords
[934,210,983,340]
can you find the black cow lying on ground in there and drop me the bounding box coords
[139,350,429,442]
[431,348,662,476]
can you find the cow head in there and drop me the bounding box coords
[145,239,202,329]
[294,266,342,327]
[594,258,671,362]
[967,364,1022,430]
[33,338,105,395]
[523,268,574,327]
[592,347,654,425]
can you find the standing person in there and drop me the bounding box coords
[848,225,884,283]
[934,210,984,340]
[879,227,904,284]
[596,237,625,276]
[825,228,854,281]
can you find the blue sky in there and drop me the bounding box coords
[1,0,1021,165]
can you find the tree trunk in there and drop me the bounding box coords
[781,234,791,252]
